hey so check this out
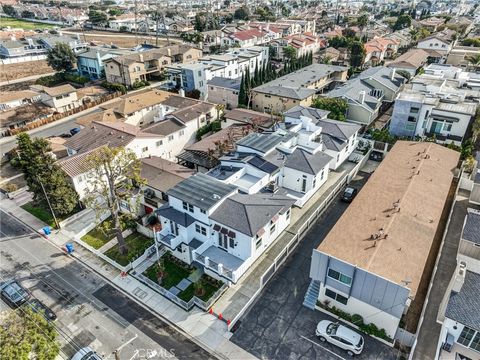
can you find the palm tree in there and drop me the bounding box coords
[409,28,419,43]
[467,54,480,71]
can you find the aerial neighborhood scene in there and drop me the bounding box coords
[1,0,480,359]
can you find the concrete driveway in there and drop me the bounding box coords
[230,172,405,360]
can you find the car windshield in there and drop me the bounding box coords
[5,284,26,300]
[345,188,354,194]
[357,336,363,347]
[326,323,338,335]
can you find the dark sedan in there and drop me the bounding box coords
[341,187,358,203]
[25,298,57,321]
[0,280,30,307]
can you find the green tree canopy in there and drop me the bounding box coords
[0,308,60,360]
[88,9,107,25]
[15,133,79,217]
[349,41,366,68]
[234,6,250,20]
[357,14,369,28]
[312,97,349,121]
[393,14,411,30]
[2,4,17,17]
[46,42,76,72]
[84,147,145,255]
[283,45,297,61]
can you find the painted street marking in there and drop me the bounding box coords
[300,335,347,360]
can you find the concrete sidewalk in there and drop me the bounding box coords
[0,197,257,360]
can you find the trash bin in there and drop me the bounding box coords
[42,226,51,236]
[65,243,74,254]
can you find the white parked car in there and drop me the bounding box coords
[71,347,102,360]
[316,320,364,356]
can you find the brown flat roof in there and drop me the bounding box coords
[317,141,459,297]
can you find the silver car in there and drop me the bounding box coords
[316,320,364,356]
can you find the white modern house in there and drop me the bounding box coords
[283,106,361,170]
[155,173,296,283]
[436,209,480,359]
[389,72,479,145]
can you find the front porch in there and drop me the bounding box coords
[194,243,246,284]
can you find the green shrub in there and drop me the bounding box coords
[132,79,150,90]
[351,314,363,326]
[101,81,127,94]
[64,73,89,85]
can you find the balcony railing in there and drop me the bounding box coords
[156,232,182,249]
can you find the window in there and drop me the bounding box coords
[142,147,148,152]
[325,288,348,305]
[327,268,352,286]
[286,209,291,220]
[195,224,207,236]
[458,326,476,346]
[200,209,206,214]
[410,107,419,113]
[270,220,276,234]
[265,94,271,98]
[405,123,416,131]
[443,122,452,132]
[313,176,316,188]
[179,130,185,136]
[182,201,194,212]
[156,140,163,147]
[168,135,174,141]
[407,116,416,122]
[255,235,263,249]
[470,332,480,351]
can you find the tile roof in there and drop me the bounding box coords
[74,108,124,127]
[317,141,460,297]
[167,173,237,211]
[0,90,39,103]
[236,132,285,154]
[284,148,332,175]
[57,146,104,178]
[462,209,480,245]
[101,89,171,115]
[141,119,185,136]
[210,193,295,236]
[38,84,76,97]
[141,156,194,193]
[186,124,252,153]
[224,108,276,129]
[388,49,429,69]
[445,270,480,331]
[0,103,53,128]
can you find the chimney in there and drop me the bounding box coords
[139,54,144,62]
[167,48,172,57]
[390,68,396,81]
[179,88,185,97]
[10,34,16,41]
[451,262,467,293]
[76,33,80,41]
[358,90,366,104]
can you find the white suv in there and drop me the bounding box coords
[316,320,364,356]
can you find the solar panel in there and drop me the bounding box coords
[247,156,279,174]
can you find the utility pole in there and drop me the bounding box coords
[37,176,60,229]
[134,0,139,46]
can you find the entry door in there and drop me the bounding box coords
[170,220,179,236]
[430,121,443,134]
[218,233,228,249]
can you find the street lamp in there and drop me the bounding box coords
[36,175,60,229]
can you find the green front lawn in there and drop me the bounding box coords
[104,232,154,266]
[81,218,115,249]
[0,17,56,30]
[177,275,223,302]
[21,202,80,228]
[145,253,194,290]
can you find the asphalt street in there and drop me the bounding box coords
[0,210,215,360]
[230,172,405,360]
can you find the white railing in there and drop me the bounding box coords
[192,239,214,264]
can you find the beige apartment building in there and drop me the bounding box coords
[104,45,202,87]
[251,64,347,113]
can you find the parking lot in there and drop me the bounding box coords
[230,171,405,360]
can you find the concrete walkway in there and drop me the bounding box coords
[412,190,479,360]
[213,161,357,323]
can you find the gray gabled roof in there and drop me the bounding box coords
[284,105,330,121]
[166,173,237,211]
[462,210,480,245]
[210,193,295,237]
[317,118,361,152]
[155,204,196,227]
[284,149,332,175]
[445,270,480,331]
